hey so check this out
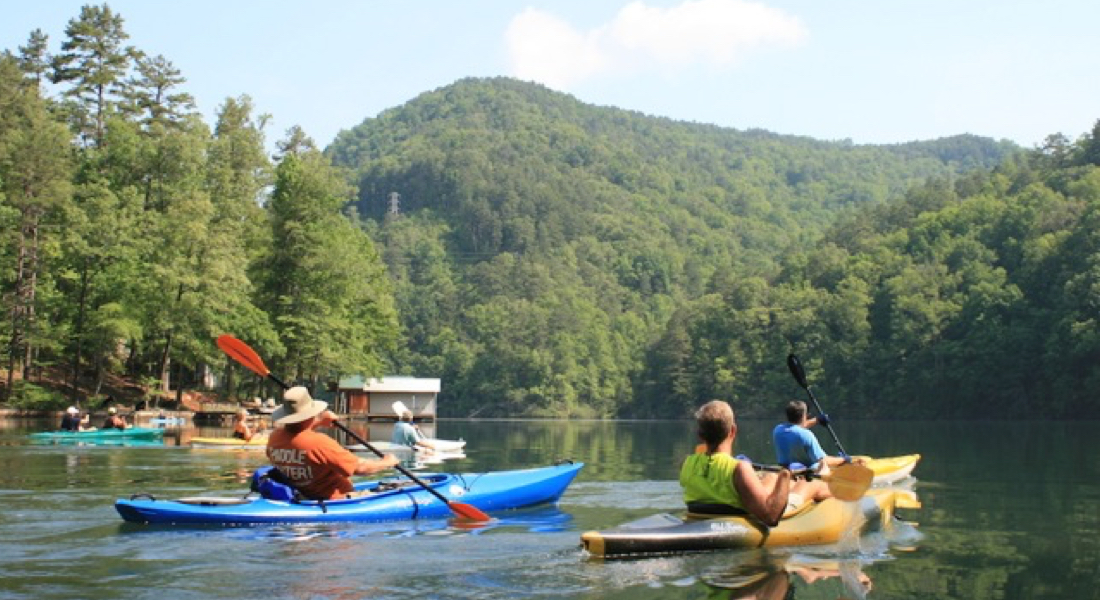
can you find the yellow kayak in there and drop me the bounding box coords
[770,454,921,485]
[190,436,269,450]
[859,454,921,486]
[581,487,920,558]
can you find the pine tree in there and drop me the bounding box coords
[0,55,73,394]
[50,3,134,147]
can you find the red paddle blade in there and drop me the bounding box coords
[449,501,492,522]
[216,335,271,378]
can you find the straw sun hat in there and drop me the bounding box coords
[272,386,328,425]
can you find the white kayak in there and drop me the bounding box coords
[348,440,466,456]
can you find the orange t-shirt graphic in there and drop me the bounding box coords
[266,427,360,500]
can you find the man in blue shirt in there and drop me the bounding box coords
[391,409,435,451]
[772,400,848,475]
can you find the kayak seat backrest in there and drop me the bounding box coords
[686,502,749,517]
[251,466,301,502]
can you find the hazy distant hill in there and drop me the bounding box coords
[332,77,1014,258]
[326,77,1021,417]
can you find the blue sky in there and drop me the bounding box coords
[3,1,1097,150]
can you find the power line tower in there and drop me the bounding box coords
[388,192,401,217]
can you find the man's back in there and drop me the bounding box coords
[392,421,419,447]
[267,427,358,500]
[773,422,826,468]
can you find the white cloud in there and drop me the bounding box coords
[506,8,611,89]
[505,0,807,89]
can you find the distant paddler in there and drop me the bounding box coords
[232,408,265,442]
[392,407,436,452]
[101,407,131,430]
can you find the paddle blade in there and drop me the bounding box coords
[787,353,808,388]
[217,335,271,379]
[392,400,410,416]
[448,501,492,522]
[823,463,874,502]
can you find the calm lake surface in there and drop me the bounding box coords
[0,417,1097,600]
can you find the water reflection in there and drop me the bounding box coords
[693,487,924,599]
[702,551,875,599]
[1,419,1098,600]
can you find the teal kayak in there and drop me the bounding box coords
[116,461,583,524]
[29,427,166,441]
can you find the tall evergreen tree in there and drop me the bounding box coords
[121,53,195,129]
[0,54,72,396]
[204,95,277,391]
[259,130,399,384]
[50,3,134,147]
[17,30,51,90]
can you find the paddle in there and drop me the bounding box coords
[692,445,871,502]
[215,334,491,522]
[755,462,870,503]
[786,353,848,457]
[785,353,873,500]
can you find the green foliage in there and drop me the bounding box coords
[0,8,394,405]
[49,3,134,147]
[4,8,1098,420]
[662,149,1100,418]
[328,77,1028,418]
[6,380,64,409]
[256,144,399,384]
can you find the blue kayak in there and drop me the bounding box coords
[115,462,583,524]
[29,427,166,441]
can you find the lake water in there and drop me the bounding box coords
[0,417,1097,600]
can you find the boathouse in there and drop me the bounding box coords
[336,376,441,421]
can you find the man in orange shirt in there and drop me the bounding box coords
[266,386,399,500]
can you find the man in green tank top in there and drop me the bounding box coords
[680,400,830,526]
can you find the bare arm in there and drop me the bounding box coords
[353,454,399,475]
[314,410,400,475]
[733,463,791,526]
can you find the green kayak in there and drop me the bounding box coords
[29,427,166,441]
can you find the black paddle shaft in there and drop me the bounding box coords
[786,353,848,457]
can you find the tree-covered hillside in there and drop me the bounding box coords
[6,3,1094,421]
[329,77,1026,418]
[0,6,398,407]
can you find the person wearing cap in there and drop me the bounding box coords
[102,406,129,430]
[266,386,399,500]
[391,409,435,451]
[60,407,83,431]
[232,408,264,442]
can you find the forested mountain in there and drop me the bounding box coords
[328,78,1038,418]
